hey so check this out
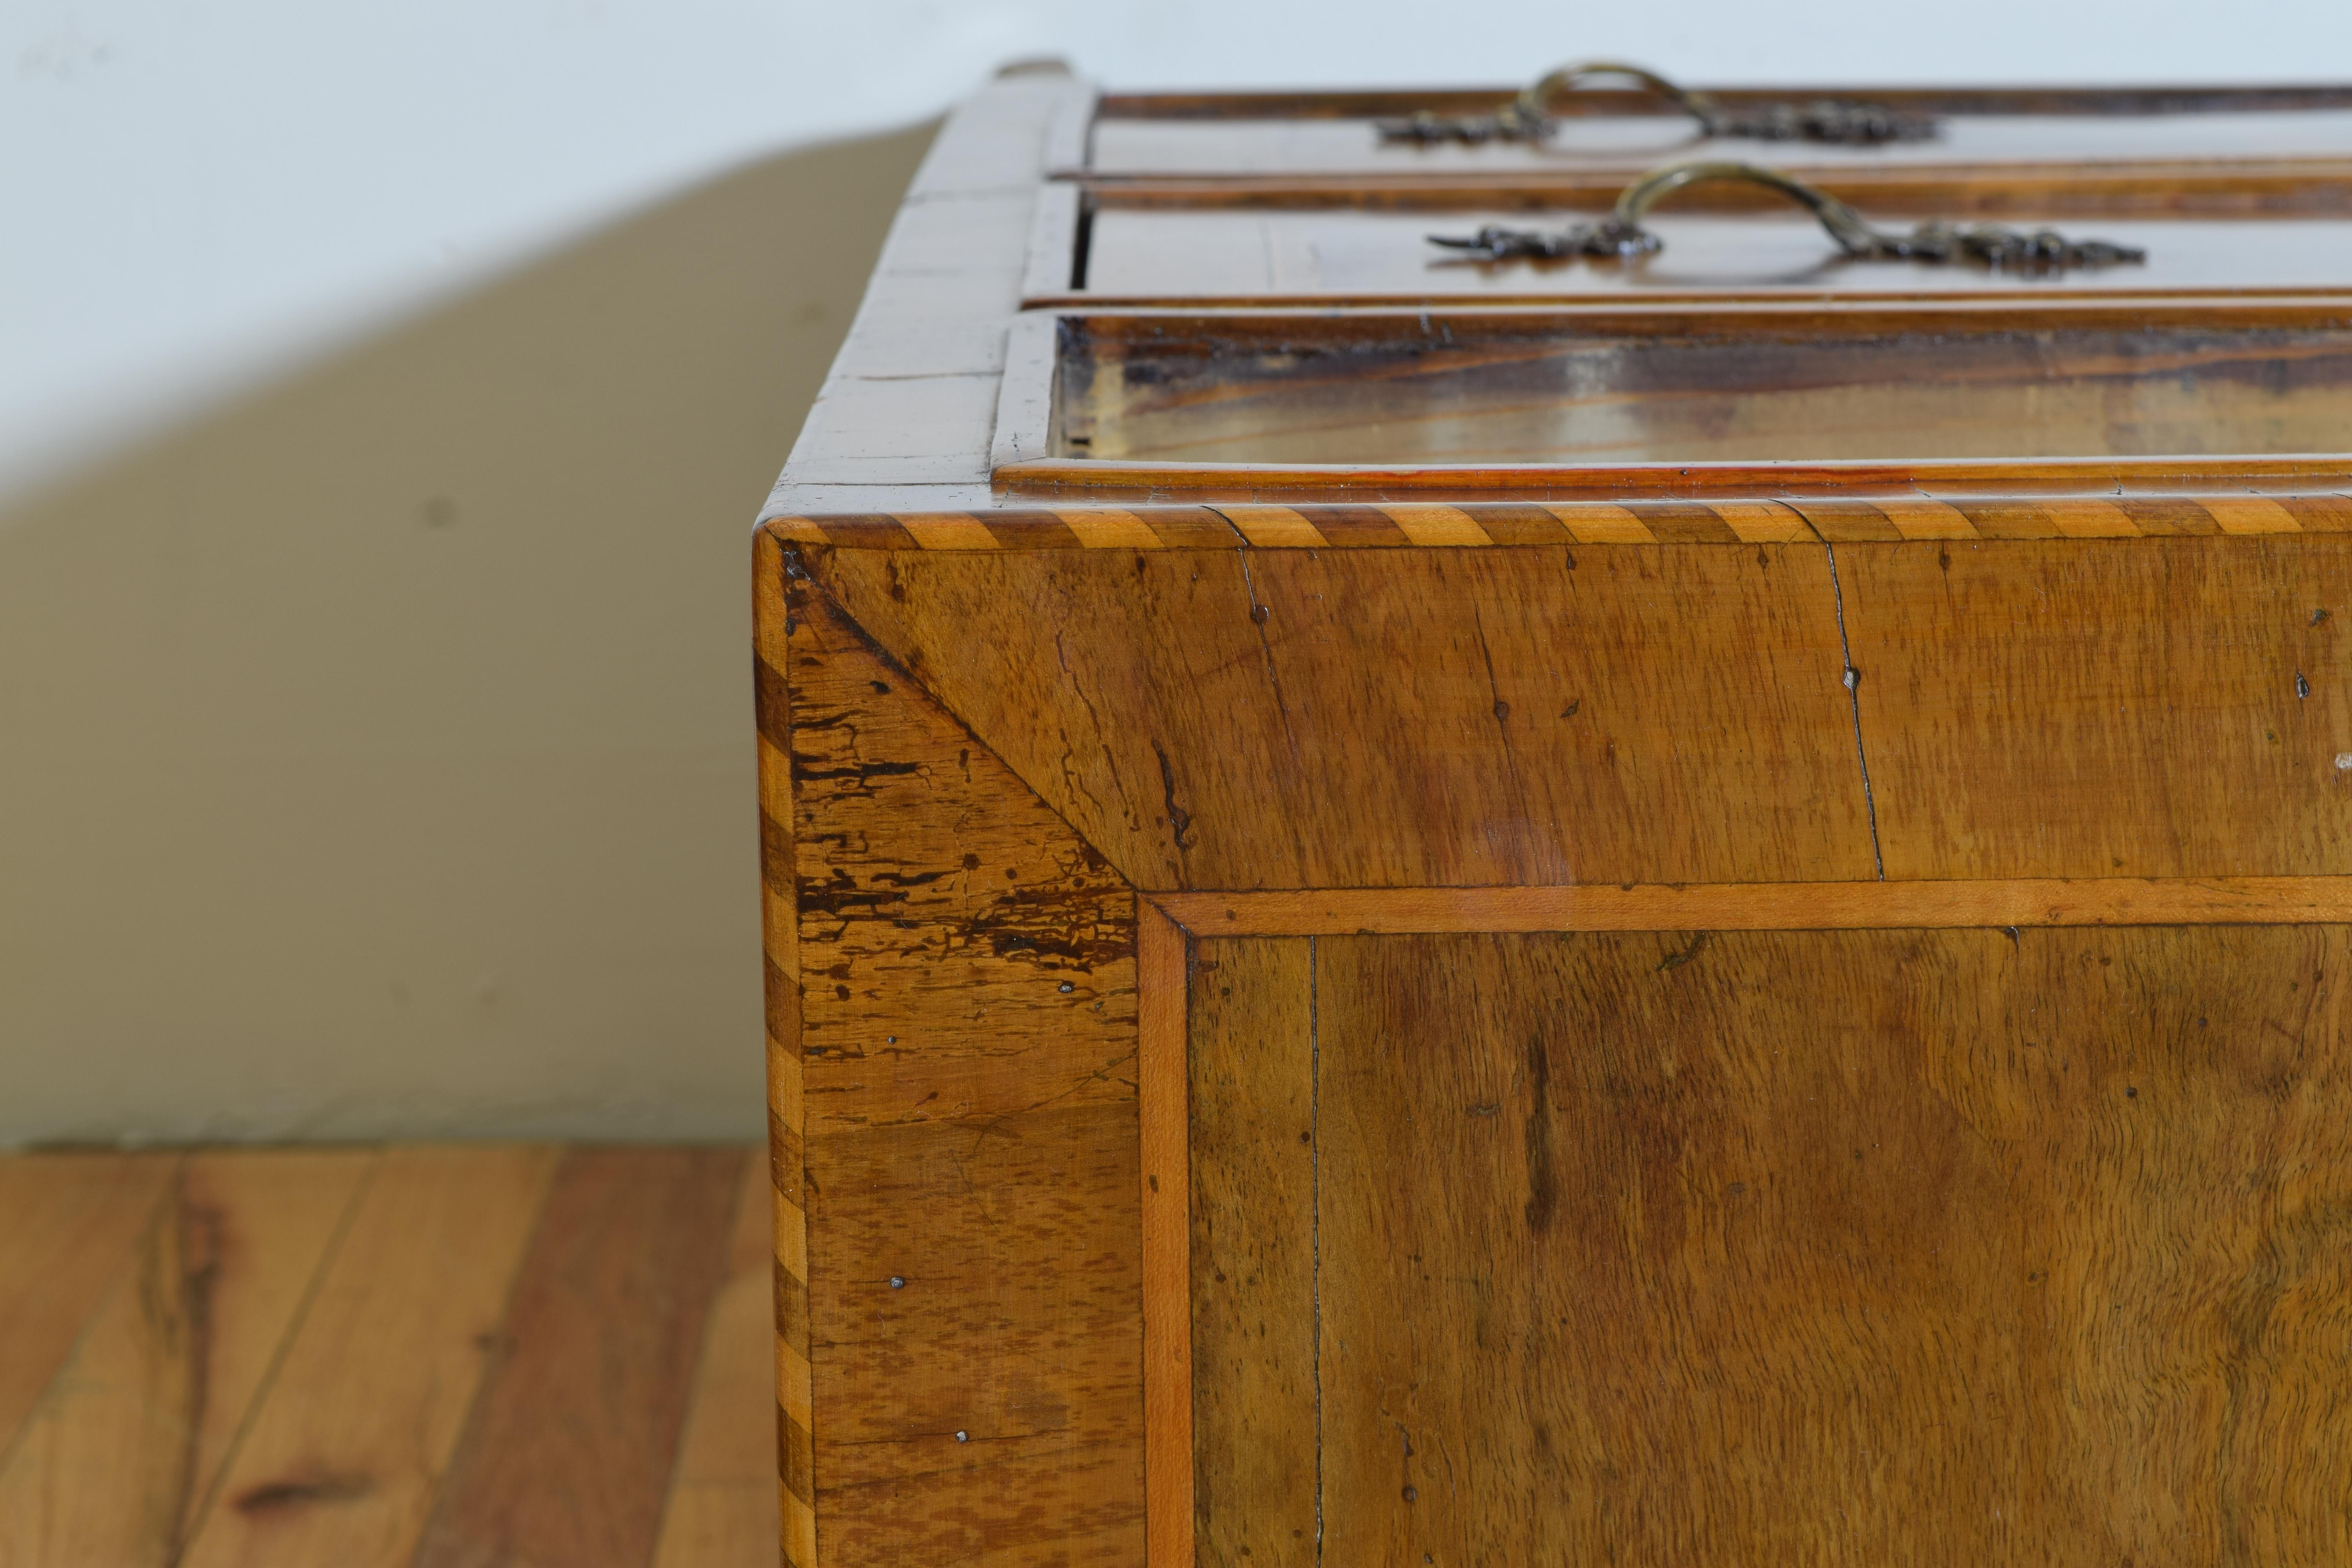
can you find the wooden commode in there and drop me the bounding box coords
[756,62,2352,1566]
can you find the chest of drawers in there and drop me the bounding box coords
[759,63,2352,1566]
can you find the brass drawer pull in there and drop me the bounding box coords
[1379,62,1938,147]
[1428,159,2148,272]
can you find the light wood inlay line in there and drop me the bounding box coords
[1150,877,2352,936]
[1136,899,1193,1568]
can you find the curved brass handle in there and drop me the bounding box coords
[1379,62,1937,147]
[1524,61,1723,134]
[1615,160,1886,252]
[1429,159,2149,272]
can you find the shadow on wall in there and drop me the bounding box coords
[0,122,936,1145]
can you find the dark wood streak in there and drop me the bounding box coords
[1518,1032,1555,1236]
[232,1472,377,1514]
[166,1181,225,1550]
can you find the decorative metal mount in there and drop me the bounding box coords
[1378,62,1940,147]
[1428,160,2150,273]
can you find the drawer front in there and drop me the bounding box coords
[1189,927,2352,1566]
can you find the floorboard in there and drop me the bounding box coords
[0,1150,372,1567]
[412,1146,745,1568]
[652,1154,786,1568]
[0,1143,778,1568]
[0,1153,181,1470]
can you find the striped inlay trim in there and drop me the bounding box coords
[766,495,2352,550]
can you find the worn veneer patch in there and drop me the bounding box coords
[773,550,1145,1568]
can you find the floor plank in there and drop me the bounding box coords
[0,1150,374,1568]
[652,1152,785,1568]
[174,1145,560,1568]
[0,1152,180,1468]
[411,1145,746,1568]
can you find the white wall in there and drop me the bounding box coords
[3,2,2347,1145]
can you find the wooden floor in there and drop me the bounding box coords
[0,1145,778,1568]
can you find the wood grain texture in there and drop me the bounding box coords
[1138,900,1192,1568]
[1838,534,2352,880]
[176,1145,559,1568]
[806,539,1876,890]
[0,1153,178,1470]
[776,552,1144,1566]
[0,1151,372,1568]
[652,1153,786,1568]
[1286,927,2352,1566]
[1186,938,1316,1568]
[1152,875,2352,934]
[412,1146,743,1568]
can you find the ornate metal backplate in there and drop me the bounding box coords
[1428,161,2147,274]
[1379,62,1939,147]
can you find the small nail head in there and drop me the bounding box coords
[889,1276,906,1289]
[955,1430,969,1442]
[1057,981,1074,993]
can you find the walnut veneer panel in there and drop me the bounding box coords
[1180,927,2352,1566]
[1839,534,2352,880]
[806,541,1877,890]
